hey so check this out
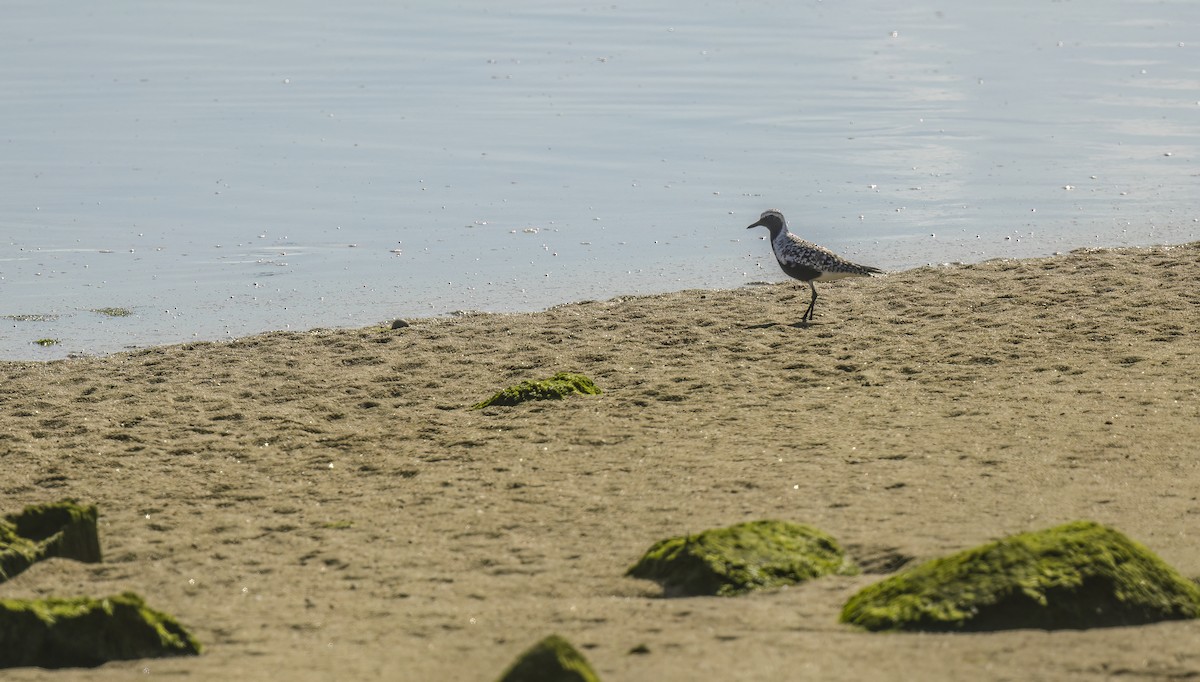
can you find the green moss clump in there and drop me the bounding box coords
[496,634,600,682]
[92,307,133,317]
[627,520,857,597]
[0,592,201,668]
[33,338,60,347]
[472,372,601,409]
[841,520,1200,632]
[1,500,102,584]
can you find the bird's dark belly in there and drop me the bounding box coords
[777,260,821,282]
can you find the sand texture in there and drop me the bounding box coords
[1,243,1198,680]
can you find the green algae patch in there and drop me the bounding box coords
[92,307,133,317]
[496,634,600,682]
[0,592,201,668]
[1,500,102,584]
[627,520,857,597]
[473,372,601,409]
[33,338,60,347]
[841,520,1200,632]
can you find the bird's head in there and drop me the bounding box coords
[746,209,787,234]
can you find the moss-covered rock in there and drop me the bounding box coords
[473,372,601,409]
[1,500,102,584]
[496,634,600,682]
[627,520,857,597]
[841,520,1200,632]
[0,592,201,668]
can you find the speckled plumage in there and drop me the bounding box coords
[747,209,882,323]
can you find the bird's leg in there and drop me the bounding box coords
[802,281,818,322]
[796,282,812,323]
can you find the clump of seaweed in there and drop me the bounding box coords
[0,592,201,668]
[33,338,60,347]
[627,520,857,597]
[841,520,1200,631]
[92,307,133,317]
[1,500,102,584]
[496,634,600,682]
[472,372,601,409]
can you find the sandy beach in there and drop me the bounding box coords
[2,242,1198,681]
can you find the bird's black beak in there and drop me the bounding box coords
[745,220,763,230]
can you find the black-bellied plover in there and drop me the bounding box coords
[746,209,882,323]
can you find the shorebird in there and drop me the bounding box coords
[746,209,882,323]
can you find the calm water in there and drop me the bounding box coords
[3,1,1197,359]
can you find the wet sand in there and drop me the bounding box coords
[2,242,1198,680]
